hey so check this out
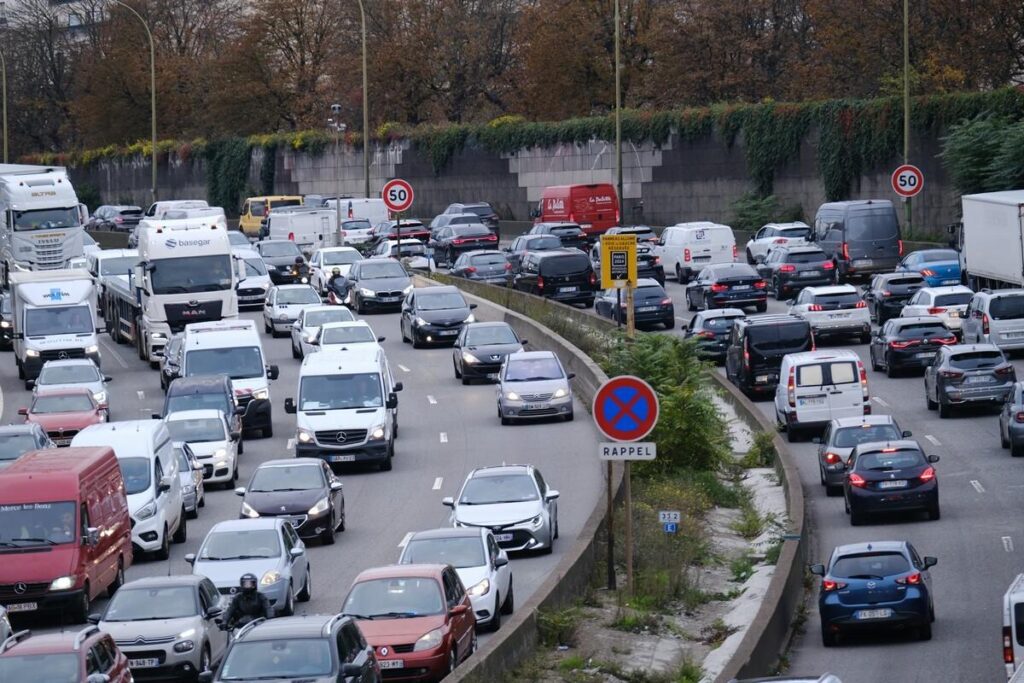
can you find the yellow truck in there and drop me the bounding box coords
[239,195,303,236]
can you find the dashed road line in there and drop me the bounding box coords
[970,479,985,494]
[287,438,295,450]
[1004,536,1015,553]
[398,532,413,548]
[398,364,411,373]
[432,477,443,490]
[427,395,437,405]
[440,432,448,443]
[871,396,890,407]
[924,434,941,446]
[136,390,145,400]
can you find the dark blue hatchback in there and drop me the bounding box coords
[811,540,937,646]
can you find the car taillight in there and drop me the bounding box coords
[927,306,946,314]
[881,290,892,297]
[936,336,957,345]
[697,330,715,339]
[504,262,512,271]
[921,268,935,277]
[732,244,738,260]
[859,362,868,400]
[787,367,796,407]
[822,579,847,592]
[1005,626,1015,665]
[452,238,467,245]
[743,345,750,368]
[1015,411,1024,423]
[653,255,661,265]
[779,264,796,272]
[824,452,842,464]
[996,366,1016,378]
[661,297,672,305]
[848,473,867,488]
[465,266,477,273]
[615,209,620,223]
[773,238,787,244]
[939,369,964,379]
[340,230,347,237]
[486,234,497,241]
[569,212,576,223]
[842,242,850,260]
[754,280,767,289]
[288,232,295,241]
[822,260,835,270]
[710,283,728,293]
[983,313,990,335]
[537,275,544,291]
[896,572,922,585]
[898,239,904,257]
[918,467,936,483]
[114,216,123,223]
[589,271,597,287]
[684,248,691,262]
[890,339,917,349]
[853,300,866,308]
[808,304,824,311]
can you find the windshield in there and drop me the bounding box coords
[24,305,93,337]
[466,326,518,346]
[167,393,228,415]
[120,457,152,495]
[321,326,376,345]
[99,256,137,276]
[417,292,467,311]
[505,357,563,381]
[846,210,899,241]
[299,373,382,410]
[470,253,507,266]
[323,250,361,265]
[250,465,323,492]
[150,255,232,294]
[0,501,76,545]
[857,449,925,470]
[242,258,267,277]
[748,324,811,353]
[934,293,972,307]
[833,425,902,449]
[990,296,1024,321]
[342,219,371,232]
[540,256,590,276]
[219,640,334,680]
[949,351,1004,370]
[277,287,320,304]
[201,528,280,560]
[343,577,444,618]
[894,322,948,338]
[38,363,100,385]
[104,585,198,621]
[830,552,909,578]
[358,262,408,279]
[460,474,539,504]
[0,433,39,462]
[403,537,485,568]
[526,236,561,250]
[13,207,79,231]
[919,250,958,262]
[304,309,355,327]
[0,654,79,682]
[787,250,827,263]
[167,417,225,443]
[260,242,301,258]
[31,394,94,413]
[186,346,264,379]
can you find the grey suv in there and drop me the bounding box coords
[924,344,1016,417]
[961,289,1024,351]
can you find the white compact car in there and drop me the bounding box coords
[165,409,241,488]
[263,284,322,337]
[788,284,871,343]
[289,305,357,358]
[309,246,362,294]
[900,285,973,334]
[744,222,811,264]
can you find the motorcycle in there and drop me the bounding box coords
[325,276,349,306]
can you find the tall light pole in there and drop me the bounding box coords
[356,0,369,198]
[0,50,7,164]
[903,0,911,233]
[110,0,156,202]
[614,0,622,208]
[329,106,345,239]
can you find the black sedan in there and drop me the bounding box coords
[430,224,499,266]
[505,234,562,274]
[925,343,1016,418]
[868,316,956,377]
[529,222,589,250]
[685,263,767,312]
[450,250,510,284]
[862,272,925,324]
[754,245,835,300]
[682,308,745,363]
[844,441,940,525]
[256,240,309,284]
[594,278,674,329]
[452,321,525,384]
[400,285,476,347]
[236,458,345,544]
[341,259,412,313]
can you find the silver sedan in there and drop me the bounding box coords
[496,351,574,424]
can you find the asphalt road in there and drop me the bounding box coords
[6,304,603,653]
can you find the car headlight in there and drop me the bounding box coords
[266,264,277,271]
[300,277,309,284]
[252,388,269,400]
[413,627,444,652]
[308,497,330,515]
[150,333,167,341]
[84,344,100,355]
[415,317,428,327]
[93,391,107,404]
[360,287,376,297]
[369,424,386,440]
[467,578,490,597]
[213,448,227,460]
[463,314,475,324]
[240,501,260,518]
[505,391,521,401]
[553,388,568,399]
[25,349,39,357]
[182,483,195,494]
[462,352,479,364]
[1,321,11,328]
[135,499,157,520]
[297,428,314,443]
[304,333,317,343]
[260,570,282,586]
[49,575,75,591]
[173,640,195,653]
[403,284,414,294]
[529,514,543,529]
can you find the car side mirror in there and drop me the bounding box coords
[393,382,403,392]
[184,553,196,565]
[566,373,575,380]
[902,430,913,437]
[284,398,296,414]
[205,605,224,619]
[289,546,304,558]
[519,338,528,346]
[386,394,398,409]
[341,664,363,677]
[754,254,765,264]
[545,490,560,500]
[450,603,469,616]
[809,563,825,576]
[197,673,214,683]
[234,486,246,496]
[104,376,113,382]
[158,476,173,492]
[24,380,34,389]
[330,481,343,492]
[785,299,795,306]
[193,462,203,471]
[377,336,386,342]
[87,612,102,625]
[235,405,246,415]
[494,554,509,568]
[923,556,938,569]
[85,526,100,547]
[152,413,162,420]
[442,496,454,507]
[267,364,280,381]
[17,407,26,416]
[469,303,478,310]
[927,454,940,463]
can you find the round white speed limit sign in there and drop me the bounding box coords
[891,164,923,198]
[381,178,414,213]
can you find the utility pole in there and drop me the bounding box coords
[614,0,623,208]
[903,0,912,234]
[110,1,156,202]
[329,106,345,244]
[356,0,370,198]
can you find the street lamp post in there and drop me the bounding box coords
[614,0,622,208]
[329,106,346,242]
[903,0,911,233]
[109,0,156,202]
[356,0,369,198]
[0,50,7,164]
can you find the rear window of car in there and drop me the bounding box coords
[748,322,811,352]
[949,351,1004,370]
[778,227,811,239]
[990,295,1024,320]
[812,292,861,307]
[786,250,826,263]
[796,361,856,387]
[934,293,971,307]
[920,250,958,262]
[713,264,758,279]
[833,424,901,448]
[886,276,924,289]
[452,225,491,237]
[464,205,494,218]
[830,551,910,578]
[551,226,583,236]
[540,255,590,276]
[527,236,561,250]
[894,322,948,338]
[470,253,507,266]
[703,316,741,331]
[846,209,899,241]
[856,449,925,470]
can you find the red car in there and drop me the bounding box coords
[19,388,107,446]
[341,564,477,681]
[0,625,132,682]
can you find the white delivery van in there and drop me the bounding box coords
[1005,574,1024,679]
[71,420,186,558]
[144,199,209,219]
[268,207,338,253]
[654,222,736,283]
[325,198,389,225]
[775,349,869,441]
[163,206,228,231]
[284,347,402,472]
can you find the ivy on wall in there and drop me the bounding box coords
[204,138,252,215]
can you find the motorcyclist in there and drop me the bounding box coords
[327,267,348,304]
[221,573,272,630]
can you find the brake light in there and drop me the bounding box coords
[732,244,738,260]
[615,209,620,223]
[114,216,123,223]
[653,256,661,265]
[537,275,544,291]
[743,344,750,369]
[697,330,715,339]
[465,266,477,273]
[569,212,576,223]
[939,369,964,379]
[589,271,597,287]
[340,230,347,237]
[859,361,868,400]
[288,232,295,241]
[486,234,497,241]
[842,242,850,260]
[773,238,787,244]
[452,238,467,245]
[852,300,865,308]
[881,290,892,297]
[710,283,728,293]
[890,339,917,349]
[779,265,796,273]
[848,473,867,488]
[983,313,990,335]
[927,307,946,314]
[996,366,1016,378]
[808,304,824,311]
[921,268,935,277]
[1015,411,1024,423]
[787,368,796,407]
[898,239,904,257]
[936,336,957,345]
[684,248,691,262]
[660,297,672,305]
[822,261,835,270]
[822,579,847,592]
[824,452,842,464]
[1005,626,1015,665]
[918,467,936,483]
[504,262,512,271]
[896,572,922,585]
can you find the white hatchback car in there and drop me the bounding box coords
[744,222,811,264]
[289,304,357,358]
[263,284,322,337]
[900,285,973,334]
[165,409,241,488]
[311,321,384,353]
[309,246,362,294]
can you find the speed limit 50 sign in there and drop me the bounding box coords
[891,164,923,198]
[382,178,415,213]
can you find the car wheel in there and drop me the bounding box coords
[198,491,205,508]
[756,301,767,313]
[501,579,514,614]
[322,513,336,545]
[859,332,871,344]
[664,317,675,330]
[501,416,511,426]
[826,484,842,498]
[885,355,896,378]
[926,387,937,410]
[107,558,124,598]
[154,525,170,560]
[849,507,864,526]
[787,427,800,443]
[870,348,880,371]
[564,410,574,422]
[380,443,394,471]
[1001,424,1010,449]
[355,296,365,315]
[281,583,295,615]
[821,626,837,647]
[675,265,683,282]
[448,648,458,674]
[172,511,187,543]
[297,567,311,602]
[16,360,23,380]
[291,340,301,359]
[453,359,462,379]
[264,317,272,334]
[72,583,90,623]
[199,645,212,676]
[489,594,502,631]
[746,249,755,265]
[1013,444,1024,458]
[928,504,941,521]
[938,401,951,419]
[262,423,273,439]
[919,622,933,641]
[337,506,346,532]
[686,293,697,312]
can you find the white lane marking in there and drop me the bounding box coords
[287,438,295,450]
[432,477,443,490]
[136,390,145,401]
[427,395,437,405]
[924,434,941,446]
[676,316,688,322]
[970,479,985,494]
[0,377,5,419]
[1004,536,1015,553]
[440,432,448,443]
[871,396,889,407]
[398,532,413,548]
[398,364,411,373]
[99,337,129,368]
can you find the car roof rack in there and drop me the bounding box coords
[235,617,266,640]
[73,625,99,650]
[0,630,31,654]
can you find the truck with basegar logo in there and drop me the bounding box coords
[102,217,242,365]
[0,165,89,283]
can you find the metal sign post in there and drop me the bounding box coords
[382,179,414,265]
[601,234,637,338]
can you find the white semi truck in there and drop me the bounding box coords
[956,190,1024,290]
[103,217,241,364]
[9,269,101,387]
[0,165,88,282]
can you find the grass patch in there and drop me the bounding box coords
[730,504,765,539]
[610,607,662,634]
[739,430,778,468]
[685,469,744,508]
[702,618,738,648]
[559,654,587,671]
[537,606,582,647]
[676,658,705,683]
[730,555,755,583]
[764,539,784,565]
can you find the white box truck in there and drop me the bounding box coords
[958,190,1024,290]
[103,217,241,365]
[9,269,101,386]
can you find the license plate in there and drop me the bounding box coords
[379,660,404,670]
[53,438,70,446]
[828,313,848,319]
[916,352,934,359]
[559,286,578,293]
[854,259,874,267]
[799,397,825,406]
[756,375,769,383]
[966,375,993,384]
[330,454,356,462]
[878,480,908,489]
[439,329,459,336]
[857,608,892,620]
[942,279,958,285]
[378,296,400,302]
[638,306,658,312]
[523,403,547,411]
[801,271,819,277]
[1006,332,1024,340]
[5,602,36,613]
[495,533,514,542]
[732,285,751,291]
[129,658,160,669]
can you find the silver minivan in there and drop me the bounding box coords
[961,290,1024,351]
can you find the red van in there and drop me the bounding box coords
[533,184,620,237]
[0,447,133,623]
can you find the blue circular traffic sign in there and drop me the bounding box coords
[592,375,660,442]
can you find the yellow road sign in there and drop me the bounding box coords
[600,234,637,289]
